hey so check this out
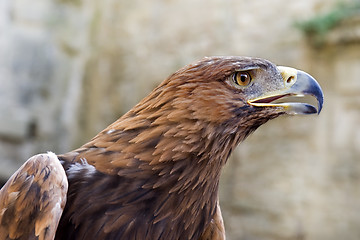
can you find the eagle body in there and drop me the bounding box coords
[0,56,323,240]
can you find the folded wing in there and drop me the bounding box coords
[0,152,68,240]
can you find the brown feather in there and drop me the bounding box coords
[0,152,68,240]
[199,202,226,240]
[0,56,301,240]
[53,56,286,240]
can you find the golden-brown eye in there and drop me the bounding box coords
[233,71,252,86]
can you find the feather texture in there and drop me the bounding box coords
[55,57,283,240]
[0,56,322,240]
[0,152,68,240]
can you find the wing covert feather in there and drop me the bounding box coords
[199,202,226,240]
[0,152,68,240]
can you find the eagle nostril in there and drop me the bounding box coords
[285,76,295,86]
[287,76,294,83]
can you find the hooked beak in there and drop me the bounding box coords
[248,67,324,115]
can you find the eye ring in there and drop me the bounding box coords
[232,71,252,86]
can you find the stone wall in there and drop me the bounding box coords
[1,0,359,239]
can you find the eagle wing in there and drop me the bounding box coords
[200,202,226,240]
[0,152,68,240]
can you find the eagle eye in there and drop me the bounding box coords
[232,71,252,87]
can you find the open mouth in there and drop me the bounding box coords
[250,94,292,104]
[248,93,319,115]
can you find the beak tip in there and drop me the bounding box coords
[297,70,324,115]
[318,101,323,114]
[317,90,324,115]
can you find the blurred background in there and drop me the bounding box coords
[0,0,360,239]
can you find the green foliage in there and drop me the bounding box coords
[56,0,82,6]
[295,1,360,44]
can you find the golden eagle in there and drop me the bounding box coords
[0,56,323,240]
